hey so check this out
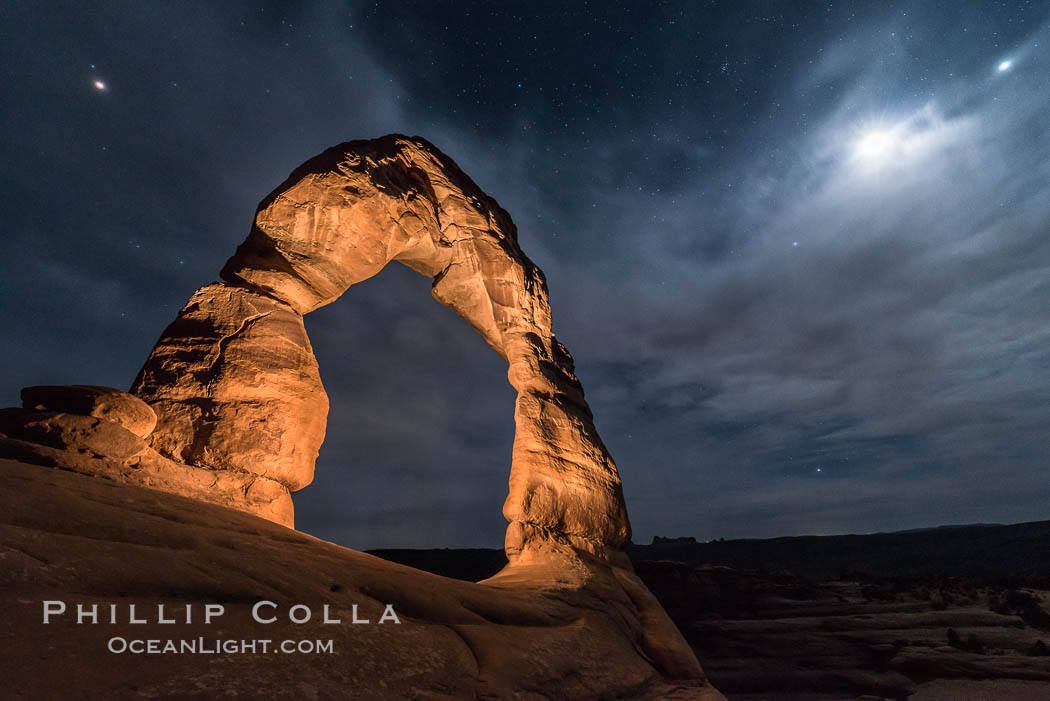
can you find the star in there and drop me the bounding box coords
[92,79,107,91]
[997,60,1013,72]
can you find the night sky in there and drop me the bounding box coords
[3,2,1049,549]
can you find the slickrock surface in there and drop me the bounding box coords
[0,458,724,700]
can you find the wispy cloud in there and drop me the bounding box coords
[3,1,1048,547]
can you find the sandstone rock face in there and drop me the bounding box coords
[21,384,157,438]
[0,403,293,526]
[133,134,630,562]
[130,283,327,490]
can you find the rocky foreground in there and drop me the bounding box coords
[0,458,723,700]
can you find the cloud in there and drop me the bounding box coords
[2,1,1048,547]
[588,16,1050,541]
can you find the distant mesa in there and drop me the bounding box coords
[0,135,724,698]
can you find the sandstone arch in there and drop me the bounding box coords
[0,135,720,690]
[130,134,631,563]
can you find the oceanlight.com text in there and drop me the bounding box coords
[107,637,335,654]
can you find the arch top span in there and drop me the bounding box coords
[132,134,631,563]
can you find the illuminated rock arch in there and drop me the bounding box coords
[131,134,631,564]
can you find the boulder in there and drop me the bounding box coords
[20,384,157,438]
[0,408,293,526]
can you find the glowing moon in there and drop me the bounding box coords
[855,130,894,160]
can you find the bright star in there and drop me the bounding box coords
[93,79,107,91]
[816,467,823,473]
[998,60,1013,72]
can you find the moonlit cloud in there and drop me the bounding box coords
[854,130,894,160]
[593,15,1050,540]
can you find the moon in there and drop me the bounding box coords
[855,130,894,160]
